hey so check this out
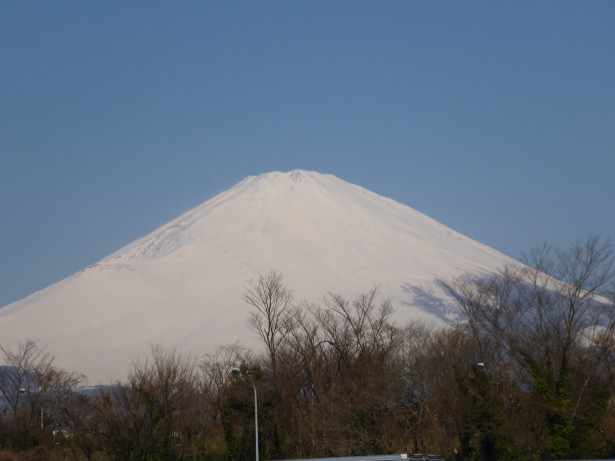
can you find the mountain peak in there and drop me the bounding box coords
[288,169,312,182]
[256,169,321,181]
[246,169,328,190]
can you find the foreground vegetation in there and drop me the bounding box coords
[0,237,614,461]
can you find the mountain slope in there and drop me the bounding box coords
[0,170,515,383]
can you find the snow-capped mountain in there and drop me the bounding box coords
[0,170,515,384]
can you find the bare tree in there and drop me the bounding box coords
[0,340,53,417]
[0,340,82,420]
[200,343,253,398]
[309,287,396,371]
[87,344,200,460]
[0,340,83,453]
[245,270,293,377]
[441,236,615,459]
[301,289,402,455]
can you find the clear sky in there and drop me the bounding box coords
[1,1,614,307]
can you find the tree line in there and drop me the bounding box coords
[0,236,614,461]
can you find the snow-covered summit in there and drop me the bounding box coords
[0,170,515,384]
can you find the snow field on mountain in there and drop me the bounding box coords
[0,170,515,383]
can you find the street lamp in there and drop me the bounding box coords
[231,367,259,461]
[19,387,43,429]
[308,340,335,380]
[308,339,335,452]
[308,339,336,382]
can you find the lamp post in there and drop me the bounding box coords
[308,339,335,452]
[308,340,335,385]
[19,387,43,429]
[231,367,259,461]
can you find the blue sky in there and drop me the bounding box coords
[1,1,614,307]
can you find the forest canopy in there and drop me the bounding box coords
[0,237,613,461]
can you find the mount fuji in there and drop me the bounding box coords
[0,170,515,384]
